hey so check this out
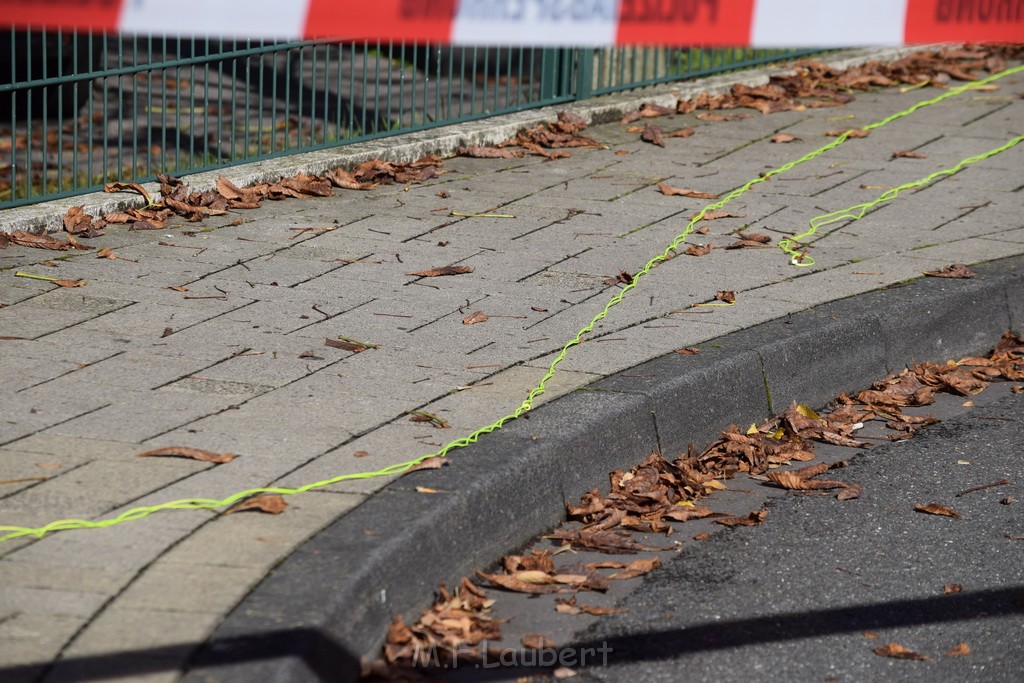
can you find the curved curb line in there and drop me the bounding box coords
[181,254,1022,682]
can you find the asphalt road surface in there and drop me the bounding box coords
[567,388,1024,683]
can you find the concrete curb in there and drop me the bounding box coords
[1,46,934,235]
[183,254,1024,682]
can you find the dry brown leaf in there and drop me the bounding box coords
[640,125,665,147]
[522,634,557,650]
[7,230,78,251]
[353,450,369,458]
[826,128,870,138]
[767,470,848,491]
[96,247,117,259]
[457,145,524,159]
[943,583,963,594]
[714,509,768,527]
[545,529,670,554]
[892,150,928,159]
[675,348,700,355]
[608,556,662,580]
[873,643,929,661]
[224,494,288,515]
[945,642,971,657]
[658,183,719,199]
[914,502,963,519]
[684,243,714,257]
[693,210,745,222]
[837,483,862,501]
[463,311,489,325]
[137,446,237,464]
[53,279,87,288]
[771,133,800,143]
[477,570,560,594]
[715,290,736,304]
[415,486,440,494]
[104,181,153,204]
[407,265,474,277]
[325,338,368,353]
[409,457,447,472]
[668,127,696,139]
[693,531,710,541]
[923,264,976,279]
[553,667,577,679]
[62,205,101,236]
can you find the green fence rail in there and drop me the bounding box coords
[1,30,817,210]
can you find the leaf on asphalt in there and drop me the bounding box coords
[477,570,560,594]
[522,634,557,650]
[546,529,670,554]
[675,347,700,355]
[7,230,79,250]
[457,145,524,159]
[325,337,368,353]
[945,642,971,657]
[771,133,800,143]
[658,183,718,199]
[415,486,440,494]
[693,531,711,541]
[923,263,976,279]
[608,556,662,580]
[915,502,964,519]
[407,265,474,277]
[872,643,929,661]
[767,469,848,490]
[944,583,963,594]
[837,483,862,500]
[553,666,577,679]
[225,494,288,515]
[640,125,665,147]
[137,446,237,464]
[715,290,736,304]
[684,243,714,257]
[555,596,627,616]
[463,310,489,325]
[714,509,768,527]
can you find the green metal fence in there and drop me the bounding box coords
[1,31,817,210]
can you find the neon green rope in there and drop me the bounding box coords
[3,65,1021,543]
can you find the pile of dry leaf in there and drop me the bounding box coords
[370,331,1024,678]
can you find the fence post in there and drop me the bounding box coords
[574,48,594,102]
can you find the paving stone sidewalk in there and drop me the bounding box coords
[1,59,1023,682]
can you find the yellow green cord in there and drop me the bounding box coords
[3,64,1022,543]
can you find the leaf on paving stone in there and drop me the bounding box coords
[409,457,447,472]
[407,265,474,277]
[693,210,745,222]
[463,310,489,325]
[7,230,78,250]
[640,125,666,147]
[104,181,153,205]
[734,231,772,244]
[923,264,976,279]
[53,279,87,288]
[771,133,800,143]
[225,494,288,515]
[0,233,8,249]
[608,556,662,580]
[668,127,696,139]
[675,347,700,355]
[522,634,557,650]
[36,461,63,470]
[892,150,928,159]
[353,450,369,458]
[944,583,963,594]
[915,502,963,519]
[695,112,735,122]
[532,306,549,312]
[683,243,714,256]
[325,338,368,353]
[837,483,862,500]
[714,508,768,527]
[826,128,870,138]
[408,411,450,429]
[96,247,117,259]
[945,642,971,657]
[168,285,189,292]
[457,145,524,159]
[137,446,237,464]
[215,176,246,199]
[715,290,736,304]
[545,529,670,553]
[658,183,719,199]
[873,642,929,661]
[100,211,136,224]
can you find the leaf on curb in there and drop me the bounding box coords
[457,145,524,159]
[608,556,662,580]
[225,494,288,515]
[407,265,474,277]
[914,502,963,519]
[872,642,929,661]
[137,446,237,464]
[104,181,153,205]
[675,347,700,355]
[545,529,670,554]
[923,264,976,279]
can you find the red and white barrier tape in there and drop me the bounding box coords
[0,0,1021,45]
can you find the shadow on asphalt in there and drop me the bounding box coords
[4,586,1020,681]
